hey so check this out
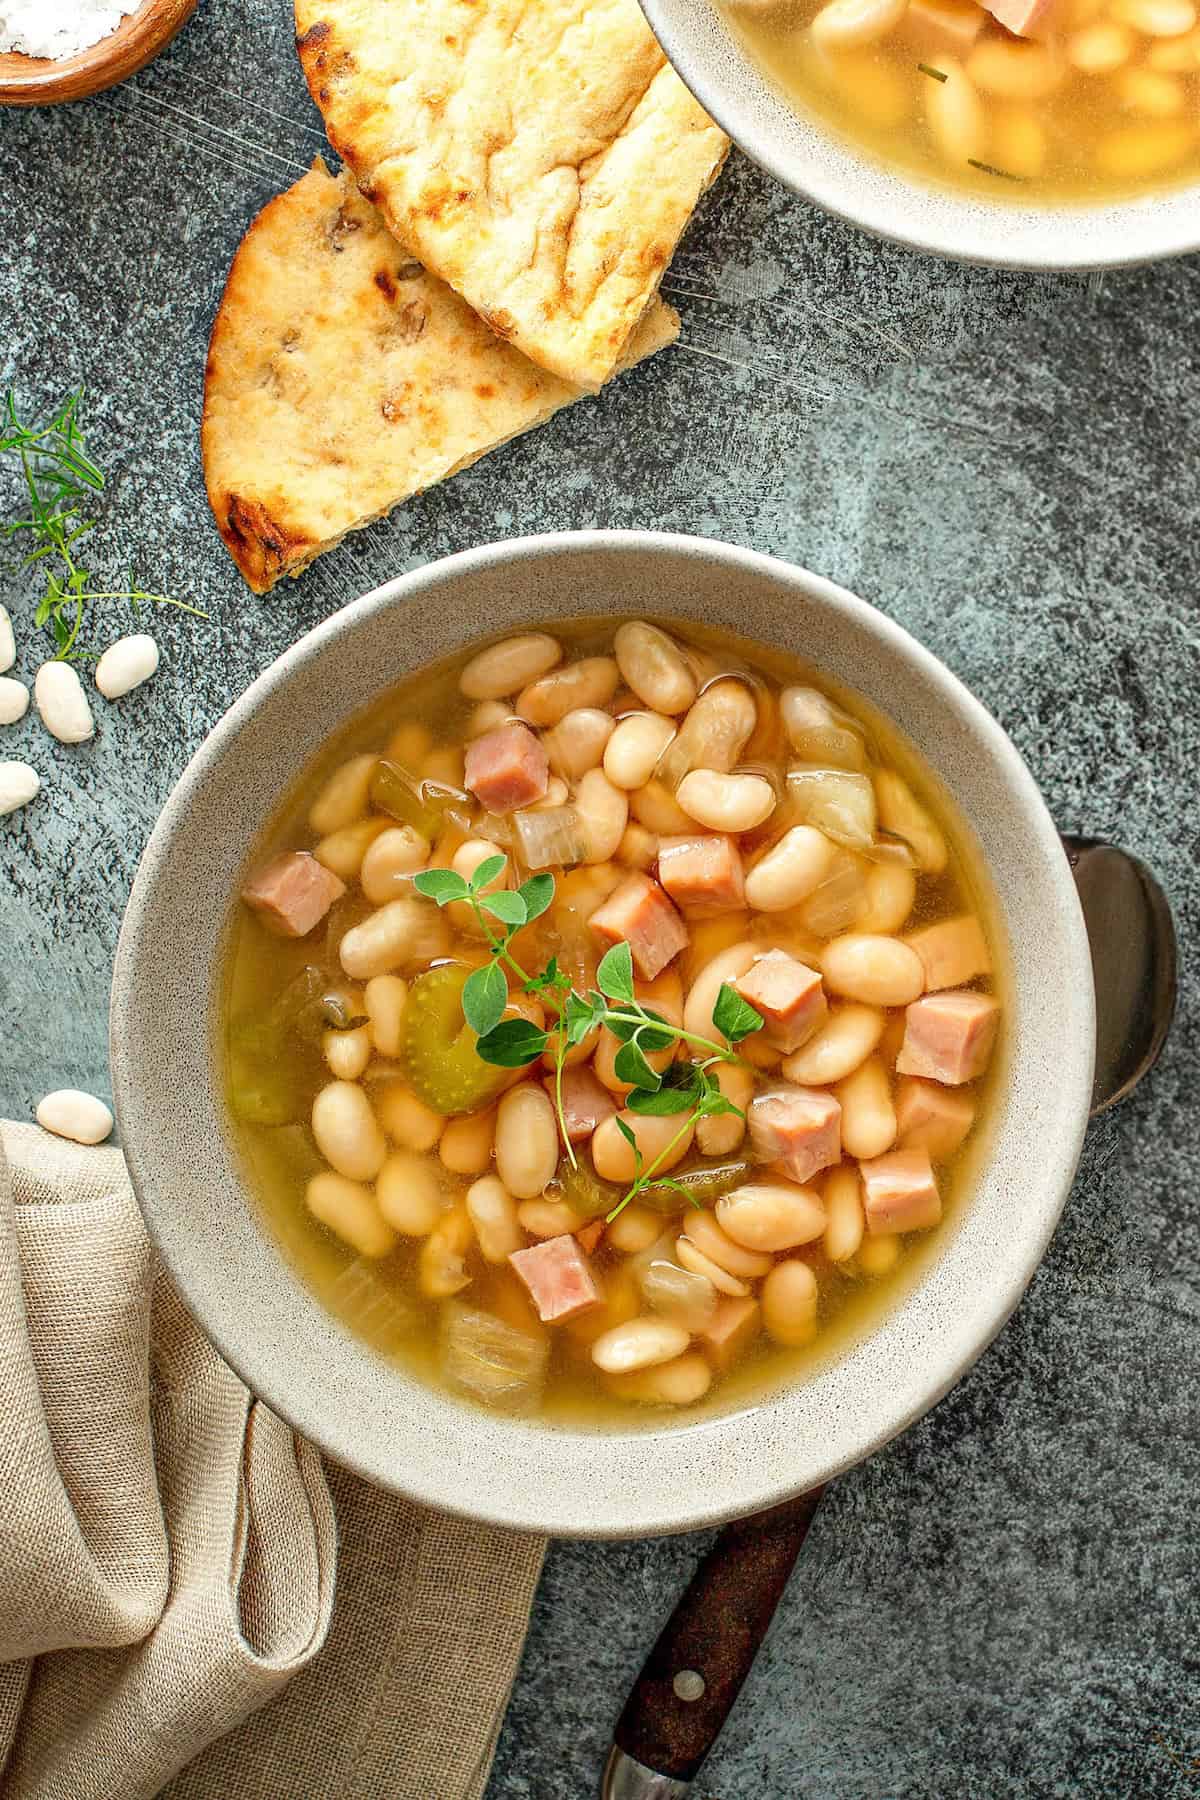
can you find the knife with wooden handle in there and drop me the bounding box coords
[601,1487,825,1798]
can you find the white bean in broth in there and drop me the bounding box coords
[226,616,1003,1425]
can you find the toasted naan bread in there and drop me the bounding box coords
[295,0,727,392]
[202,160,677,593]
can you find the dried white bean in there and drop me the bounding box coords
[874,770,948,873]
[94,633,159,699]
[419,1207,473,1297]
[761,1260,819,1346]
[677,769,775,833]
[544,708,615,780]
[616,821,659,869]
[467,699,513,738]
[592,1110,695,1183]
[361,826,430,904]
[858,1234,901,1275]
[0,678,29,725]
[364,975,408,1058]
[857,859,917,934]
[339,896,449,978]
[376,1150,445,1234]
[576,767,629,863]
[591,1316,691,1374]
[836,1055,897,1159]
[312,1080,387,1182]
[780,687,866,770]
[629,778,696,835]
[1112,0,1196,32]
[0,761,39,816]
[823,1165,865,1262]
[614,622,697,715]
[603,712,677,789]
[683,941,757,1041]
[517,657,619,726]
[440,1107,496,1175]
[696,1062,754,1156]
[924,59,987,169]
[466,1175,524,1262]
[308,753,377,835]
[606,1203,662,1254]
[495,1084,559,1198]
[782,1004,884,1085]
[314,818,389,883]
[966,39,1062,99]
[675,1236,750,1297]
[684,1209,773,1277]
[745,826,836,912]
[323,1024,372,1081]
[0,605,13,673]
[375,1081,443,1150]
[717,1181,826,1252]
[657,679,757,787]
[607,1353,712,1406]
[517,1197,584,1237]
[1067,19,1135,70]
[812,0,906,50]
[35,1088,113,1145]
[821,933,925,1007]
[35,661,94,744]
[460,633,562,699]
[306,1172,396,1258]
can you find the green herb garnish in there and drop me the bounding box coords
[0,388,204,659]
[412,858,763,1221]
[917,61,948,81]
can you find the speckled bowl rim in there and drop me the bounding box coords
[111,531,1094,1539]
[638,0,1200,269]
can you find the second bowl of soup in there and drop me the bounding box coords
[111,532,1093,1536]
[638,0,1200,266]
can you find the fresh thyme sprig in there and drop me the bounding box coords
[0,388,205,660]
[412,858,763,1221]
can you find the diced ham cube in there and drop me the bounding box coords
[982,0,1050,35]
[895,1077,976,1159]
[588,872,689,980]
[657,835,746,915]
[544,1063,617,1144]
[241,851,345,938]
[904,914,991,992]
[860,1148,941,1235]
[464,721,549,815]
[508,1233,601,1323]
[897,991,1000,1085]
[734,951,827,1053]
[700,1296,761,1369]
[748,1085,841,1184]
[905,0,988,50]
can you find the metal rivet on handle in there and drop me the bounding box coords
[672,1669,706,1703]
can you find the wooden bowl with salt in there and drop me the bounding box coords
[0,0,197,106]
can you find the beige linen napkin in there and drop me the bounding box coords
[0,1122,546,1800]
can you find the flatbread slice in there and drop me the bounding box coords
[295,0,727,392]
[202,159,677,593]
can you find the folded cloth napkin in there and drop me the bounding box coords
[0,1122,545,1800]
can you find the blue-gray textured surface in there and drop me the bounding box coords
[1,2,1197,1796]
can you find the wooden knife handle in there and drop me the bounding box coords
[612,1486,825,1786]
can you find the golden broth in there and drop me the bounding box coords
[223,617,1007,1429]
[725,0,1200,202]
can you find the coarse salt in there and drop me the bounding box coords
[0,0,140,60]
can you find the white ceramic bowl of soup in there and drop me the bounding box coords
[639,0,1200,267]
[111,532,1093,1537]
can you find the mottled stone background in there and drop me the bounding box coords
[1,1,1196,1794]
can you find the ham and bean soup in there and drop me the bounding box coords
[225,619,1003,1424]
[725,0,1200,198]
